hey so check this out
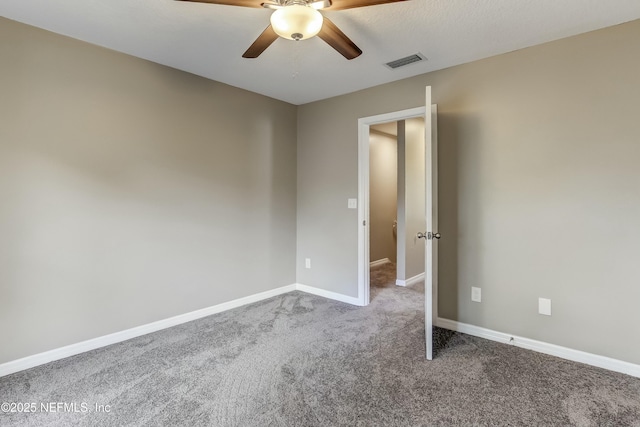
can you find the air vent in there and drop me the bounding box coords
[385,53,427,70]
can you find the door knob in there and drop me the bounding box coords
[418,232,441,240]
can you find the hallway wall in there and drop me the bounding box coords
[369,130,397,264]
[401,118,426,281]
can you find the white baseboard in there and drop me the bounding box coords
[295,283,364,306]
[0,284,297,378]
[396,272,425,287]
[8,289,637,380]
[0,283,364,377]
[435,317,640,379]
[369,258,391,268]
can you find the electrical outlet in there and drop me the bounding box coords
[305,258,311,269]
[471,287,481,303]
[538,298,551,316]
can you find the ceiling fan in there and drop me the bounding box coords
[176,0,408,60]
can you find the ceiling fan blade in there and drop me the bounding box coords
[327,0,407,11]
[317,17,362,60]
[175,0,262,8]
[262,2,284,9]
[242,25,279,58]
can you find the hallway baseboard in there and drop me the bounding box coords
[369,258,391,268]
[396,272,425,287]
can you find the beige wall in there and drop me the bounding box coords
[369,130,397,264]
[297,20,640,364]
[3,15,640,368]
[0,17,297,363]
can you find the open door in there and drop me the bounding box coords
[424,86,438,360]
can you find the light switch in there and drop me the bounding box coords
[348,198,358,209]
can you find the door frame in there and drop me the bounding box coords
[357,105,437,309]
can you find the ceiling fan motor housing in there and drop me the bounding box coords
[270,4,324,41]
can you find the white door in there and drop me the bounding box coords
[423,86,438,360]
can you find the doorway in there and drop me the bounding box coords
[368,119,427,301]
[357,88,438,359]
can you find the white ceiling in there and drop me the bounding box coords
[2,1,640,105]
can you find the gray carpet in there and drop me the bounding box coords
[2,263,640,426]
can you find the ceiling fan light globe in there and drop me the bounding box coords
[270,5,323,41]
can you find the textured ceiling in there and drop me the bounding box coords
[2,0,640,105]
